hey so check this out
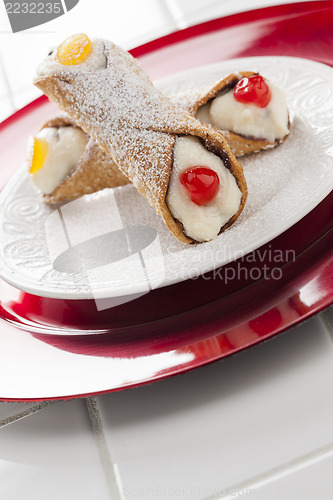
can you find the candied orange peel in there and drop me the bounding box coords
[29,137,49,175]
[56,33,92,66]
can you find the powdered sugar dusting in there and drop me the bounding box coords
[34,39,243,238]
[170,85,214,112]
[112,112,330,274]
[36,38,107,77]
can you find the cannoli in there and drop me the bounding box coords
[27,114,129,203]
[34,34,247,243]
[28,72,290,203]
[29,70,289,204]
[173,71,290,157]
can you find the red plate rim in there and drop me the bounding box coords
[0,1,332,401]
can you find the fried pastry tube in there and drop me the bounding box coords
[27,113,129,203]
[173,71,290,156]
[29,70,289,204]
[34,35,247,243]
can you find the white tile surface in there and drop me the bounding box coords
[0,1,11,32]
[12,84,40,111]
[0,96,14,122]
[0,55,14,121]
[0,399,110,500]
[320,305,333,339]
[0,64,6,98]
[0,33,59,98]
[97,316,333,500]
[235,448,333,499]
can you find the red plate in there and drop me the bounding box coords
[0,1,332,401]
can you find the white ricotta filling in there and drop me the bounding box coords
[167,136,242,242]
[197,82,289,143]
[36,38,106,77]
[29,126,89,195]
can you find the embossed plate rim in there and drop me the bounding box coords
[0,56,333,299]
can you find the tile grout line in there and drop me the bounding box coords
[0,51,16,111]
[318,306,333,340]
[85,397,124,500]
[201,441,333,500]
[160,0,187,30]
[0,401,55,428]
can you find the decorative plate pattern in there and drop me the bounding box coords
[0,56,332,300]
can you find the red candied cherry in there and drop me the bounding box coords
[180,166,220,206]
[234,75,271,108]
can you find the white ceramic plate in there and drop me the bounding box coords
[0,56,332,300]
